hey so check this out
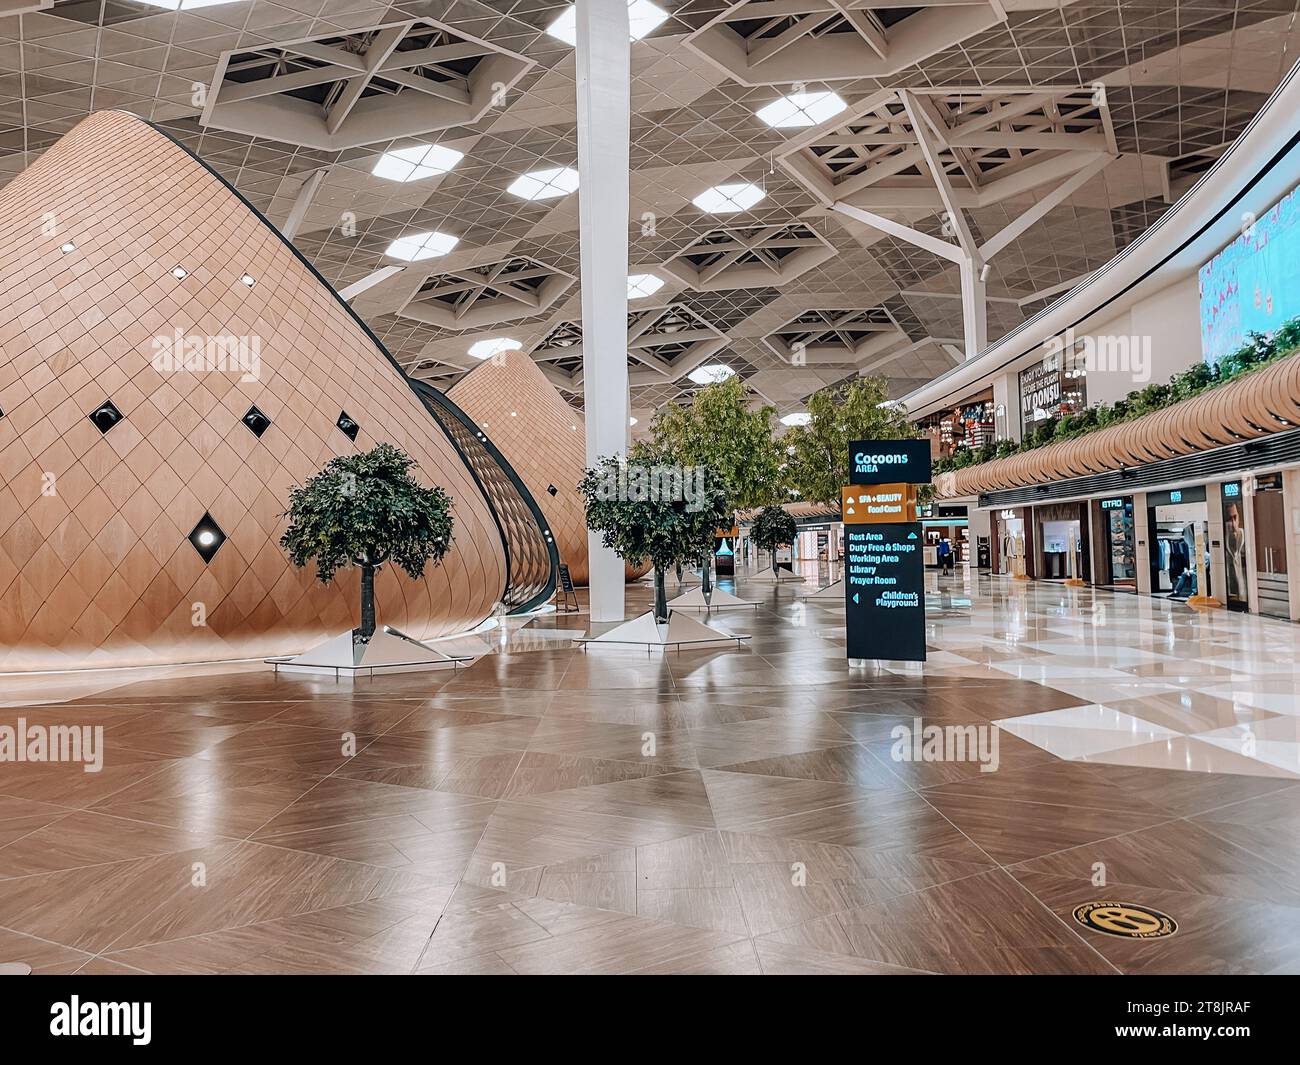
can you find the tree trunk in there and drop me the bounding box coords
[701,552,712,600]
[675,562,683,584]
[772,548,780,576]
[653,567,669,623]
[359,564,377,640]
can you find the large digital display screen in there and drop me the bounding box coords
[1199,183,1300,366]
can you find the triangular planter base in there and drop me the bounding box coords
[803,578,845,600]
[577,610,750,650]
[268,629,473,678]
[668,587,760,610]
[746,567,805,584]
[673,568,702,585]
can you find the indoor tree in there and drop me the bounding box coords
[579,443,730,622]
[782,375,918,509]
[281,443,453,641]
[750,504,798,576]
[651,375,785,592]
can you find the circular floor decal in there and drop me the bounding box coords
[1073,901,1177,939]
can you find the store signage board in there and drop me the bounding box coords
[841,483,916,523]
[1100,497,1127,510]
[848,440,931,485]
[844,523,926,662]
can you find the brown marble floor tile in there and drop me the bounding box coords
[90,761,322,838]
[0,839,435,955]
[502,750,689,799]
[923,788,1172,864]
[493,909,745,975]
[1014,869,1300,974]
[0,809,229,878]
[0,753,176,809]
[511,769,716,830]
[713,743,909,789]
[1011,818,1300,906]
[524,717,699,766]
[831,868,1115,974]
[704,769,901,832]
[105,884,454,975]
[688,713,854,768]
[754,936,933,975]
[0,926,93,974]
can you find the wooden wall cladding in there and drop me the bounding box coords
[935,351,1300,498]
[0,111,507,671]
[447,348,651,583]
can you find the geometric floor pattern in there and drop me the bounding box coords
[1,568,1298,974]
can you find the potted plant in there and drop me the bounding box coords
[281,443,453,645]
[651,376,784,598]
[750,504,798,578]
[579,444,729,624]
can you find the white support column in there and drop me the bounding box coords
[958,257,988,358]
[575,0,631,623]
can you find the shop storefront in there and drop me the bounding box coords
[1147,487,1212,599]
[991,506,1032,577]
[1246,475,1290,617]
[1093,496,1137,591]
[919,503,969,570]
[1033,501,1090,581]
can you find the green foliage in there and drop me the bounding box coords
[281,443,453,582]
[578,443,731,573]
[750,504,797,554]
[650,376,784,511]
[782,376,917,506]
[931,316,1300,475]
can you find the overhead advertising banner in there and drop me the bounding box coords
[848,439,931,485]
[844,522,926,661]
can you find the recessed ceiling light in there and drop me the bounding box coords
[240,274,256,287]
[372,143,464,183]
[780,412,812,426]
[468,337,522,360]
[384,231,459,262]
[756,91,848,128]
[171,266,187,279]
[627,273,664,299]
[507,166,579,202]
[687,363,734,385]
[693,183,765,214]
[60,242,75,253]
[547,0,669,46]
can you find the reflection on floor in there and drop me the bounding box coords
[1,568,1298,975]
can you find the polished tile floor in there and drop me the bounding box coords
[2,566,1299,974]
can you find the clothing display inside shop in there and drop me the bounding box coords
[1154,522,1210,597]
[1103,501,1137,589]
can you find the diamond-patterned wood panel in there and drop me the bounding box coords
[0,111,506,672]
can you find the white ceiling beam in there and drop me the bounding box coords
[832,202,964,263]
[900,89,979,260]
[978,153,1114,259]
[217,65,356,104]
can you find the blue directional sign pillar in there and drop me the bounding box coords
[844,441,930,662]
